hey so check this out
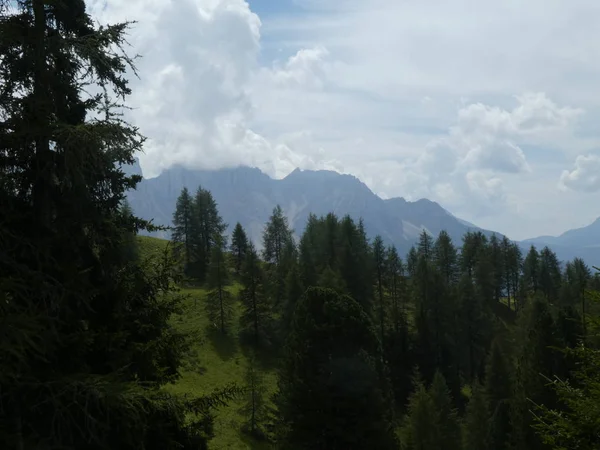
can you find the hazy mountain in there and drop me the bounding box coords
[126,162,599,266]
[126,163,495,255]
[522,218,600,267]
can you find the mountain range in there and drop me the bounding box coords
[125,160,600,267]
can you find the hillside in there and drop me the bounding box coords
[137,236,276,449]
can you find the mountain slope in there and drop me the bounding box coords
[126,164,495,255]
[523,218,600,267]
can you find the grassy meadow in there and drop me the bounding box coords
[138,236,277,449]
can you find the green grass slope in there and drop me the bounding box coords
[138,236,277,449]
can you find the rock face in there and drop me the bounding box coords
[125,160,599,266]
[126,163,494,255]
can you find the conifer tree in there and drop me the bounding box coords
[239,243,271,346]
[262,205,293,267]
[338,215,373,312]
[283,262,305,332]
[191,187,227,281]
[484,341,512,450]
[230,222,249,275]
[523,245,540,294]
[400,373,438,450]
[262,205,294,309]
[488,234,504,302]
[119,199,140,263]
[172,186,195,273]
[373,235,387,346]
[434,230,459,286]
[276,287,397,449]
[429,371,461,450]
[206,235,233,333]
[539,246,562,302]
[386,245,406,333]
[240,353,269,438]
[0,3,228,447]
[458,273,489,381]
[463,383,489,450]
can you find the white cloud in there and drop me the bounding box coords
[86,0,600,239]
[560,155,600,193]
[265,46,330,88]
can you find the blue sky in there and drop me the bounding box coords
[87,0,600,240]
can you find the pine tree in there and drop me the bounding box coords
[338,215,373,311]
[386,245,406,333]
[523,245,540,294]
[283,262,305,332]
[429,371,461,450]
[462,383,489,450]
[488,234,504,303]
[230,222,249,275]
[172,187,195,274]
[434,230,459,286]
[191,187,227,282]
[262,205,293,267]
[484,341,512,450]
[276,287,397,449]
[458,273,489,382]
[400,373,438,450]
[240,353,269,438]
[511,298,560,449]
[0,3,226,448]
[205,235,233,333]
[262,205,294,309]
[373,235,387,346]
[119,199,140,263]
[239,243,271,346]
[539,246,562,303]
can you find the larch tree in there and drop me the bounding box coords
[240,353,269,438]
[276,287,398,449]
[205,234,233,333]
[262,205,294,309]
[172,186,195,274]
[191,187,227,282]
[0,2,229,448]
[373,235,387,347]
[239,242,272,347]
[429,371,461,450]
[462,383,489,450]
[230,221,249,275]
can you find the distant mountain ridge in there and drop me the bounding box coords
[126,163,495,256]
[126,162,599,266]
[522,218,600,267]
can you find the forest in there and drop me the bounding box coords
[1,1,600,449]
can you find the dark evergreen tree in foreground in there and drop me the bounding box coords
[0,1,230,448]
[276,287,398,449]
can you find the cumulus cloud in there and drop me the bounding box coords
[265,46,330,89]
[87,0,303,178]
[85,0,600,238]
[559,155,600,192]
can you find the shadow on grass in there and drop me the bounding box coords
[238,429,273,449]
[206,326,238,361]
[239,343,280,371]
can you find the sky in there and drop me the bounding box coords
[86,0,600,241]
